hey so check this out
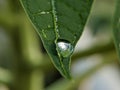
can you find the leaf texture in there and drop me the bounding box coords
[20,0,93,79]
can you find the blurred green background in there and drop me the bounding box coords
[0,0,120,90]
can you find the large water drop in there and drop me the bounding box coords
[56,41,74,57]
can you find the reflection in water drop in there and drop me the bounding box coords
[56,41,74,57]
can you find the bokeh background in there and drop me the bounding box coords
[0,0,120,90]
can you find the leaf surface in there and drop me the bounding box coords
[20,0,93,79]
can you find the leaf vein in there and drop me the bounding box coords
[51,0,59,39]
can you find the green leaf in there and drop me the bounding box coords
[113,0,120,61]
[20,0,93,79]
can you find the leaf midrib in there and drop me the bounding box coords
[51,0,59,39]
[51,0,69,77]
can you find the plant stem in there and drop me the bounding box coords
[14,14,44,90]
[72,41,115,60]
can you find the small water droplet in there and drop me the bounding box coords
[47,25,51,28]
[56,41,74,57]
[42,29,47,38]
[40,11,50,15]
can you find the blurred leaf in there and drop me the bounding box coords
[113,0,120,61]
[20,0,93,79]
[89,15,111,35]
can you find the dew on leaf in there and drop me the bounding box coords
[47,25,51,28]
[56,40,74,57]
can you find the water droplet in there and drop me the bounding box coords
[42,29,47,38]
[56,41,74,57]
[40,11,50,15]
[47,25,51,28]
